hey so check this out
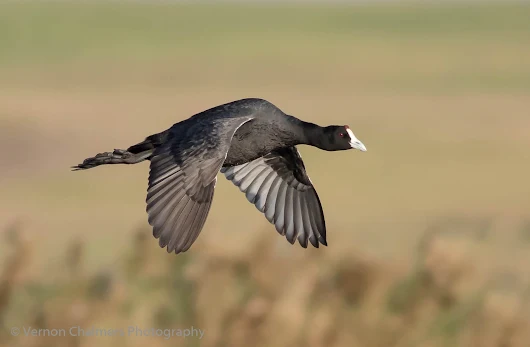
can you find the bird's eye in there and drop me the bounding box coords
[339,133,344,137]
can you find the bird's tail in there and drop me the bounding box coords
[72,130,169,171]
[71,148,153,171]
[71,134,166,171]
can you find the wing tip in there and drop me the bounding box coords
[157,237,187,255]
[299,238,308,248]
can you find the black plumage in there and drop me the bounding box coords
[73,98,367,254]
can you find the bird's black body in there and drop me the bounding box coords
[225,102,309,166]
[73,98,366,254]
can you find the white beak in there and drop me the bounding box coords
[346,128,367,152]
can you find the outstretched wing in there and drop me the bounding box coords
[221,147,327,248]
[147,116,253,254]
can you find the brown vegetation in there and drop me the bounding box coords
[1,220,529,347]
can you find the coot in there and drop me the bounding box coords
[73,98,366,253]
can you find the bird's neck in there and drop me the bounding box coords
[281,115,328,149]
[298,120,328,149]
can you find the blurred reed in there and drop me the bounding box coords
[0,218,529,347]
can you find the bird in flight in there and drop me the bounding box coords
[73,98,367,254]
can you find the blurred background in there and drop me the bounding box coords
[1,1,530,346]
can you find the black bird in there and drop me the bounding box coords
[73,98,367,254]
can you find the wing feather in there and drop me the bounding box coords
[146,116,253,254]
[222,147,327,247]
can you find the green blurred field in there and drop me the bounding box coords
[1,2,530,347]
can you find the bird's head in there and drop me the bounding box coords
[320,125,367,152]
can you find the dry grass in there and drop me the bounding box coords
[0,222,529,347]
